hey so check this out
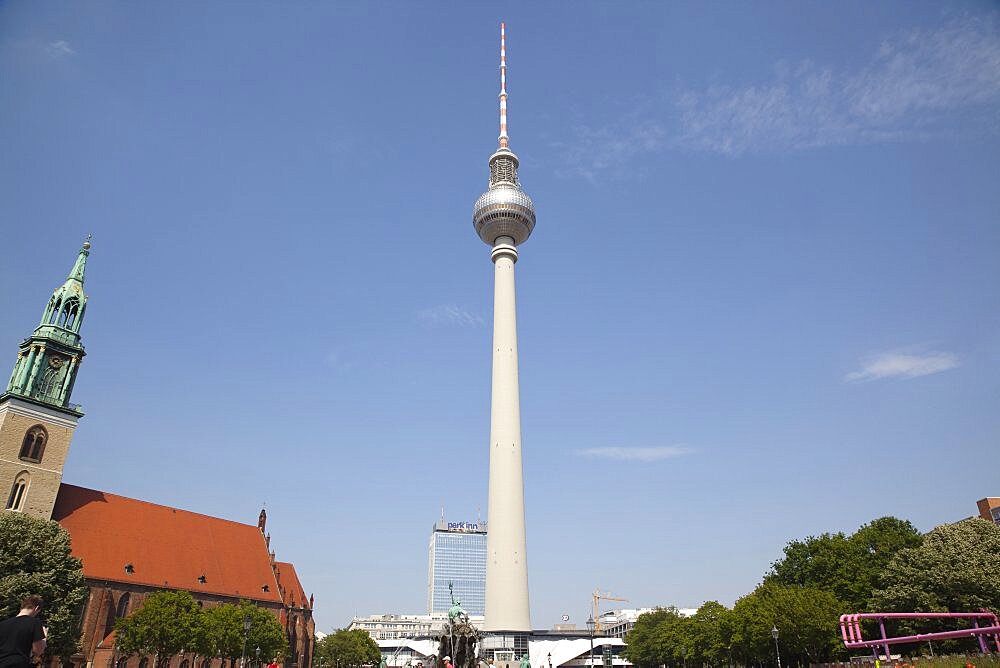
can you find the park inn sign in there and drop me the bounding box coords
[447,521,484,532]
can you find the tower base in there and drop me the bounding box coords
[479,632,531,668]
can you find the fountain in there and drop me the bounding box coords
[436,583,481,668]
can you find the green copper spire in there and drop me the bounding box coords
[39,236,90,333]
[4,238,91,415]
[67,234,90,283]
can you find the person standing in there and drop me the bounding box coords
[0,595,47,668]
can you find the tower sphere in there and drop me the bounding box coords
[473,150,536,246]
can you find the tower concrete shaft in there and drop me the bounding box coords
[484,239,530,632]
[472,23,536,634]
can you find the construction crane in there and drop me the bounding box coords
[592,589,628,635]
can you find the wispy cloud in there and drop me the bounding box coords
[677,16,1000,155]
[575,446,694,462]
[418,304,485,328]
[551,113,667,182]
[46,40,75,59]
[845,349,959,382]
[324,350,346,369]
[553,15,1000,172]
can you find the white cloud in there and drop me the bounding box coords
[418,304,484,328]
[552,115,667,182]
[845,350,959,382]
[554,14,1000,170]
[575,446,694,462]
[46,40,75,59]
[675,15,1000,155]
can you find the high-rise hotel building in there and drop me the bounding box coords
[426,518,487,616]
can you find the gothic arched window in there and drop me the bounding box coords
[63,298,80,329]
[102,591,116,641]
[56,298,77,328]
[19,426,47,463]
[115,593,130,620]
[6,474,29,511]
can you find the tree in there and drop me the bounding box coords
[730,582,846,666]
[203,601,288,667]
[621,608,694,668]
[871,518,1000,614]
[0,512,89,658]
[689,601,733,667]
[314,629,380,668]
[115,590,206,666]
[766,516,922,611]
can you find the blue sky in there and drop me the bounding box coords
[2,1,999,633]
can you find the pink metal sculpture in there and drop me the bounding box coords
[840,612,1000,660]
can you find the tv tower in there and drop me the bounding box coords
[472,22,536,634]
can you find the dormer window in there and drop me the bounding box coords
[19,426,47,463]
[262,585,270,592]
[124,563,134,574]
[197,575,207,584]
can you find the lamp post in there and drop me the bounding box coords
[547,653,552,668]
[587,616,595,668]
[256,647,262,668]
[680,648,686,668]
[241,615,253,668]
[770,627,781,668]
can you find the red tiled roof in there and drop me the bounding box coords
[52,484,283,604]
[274,561,309,609]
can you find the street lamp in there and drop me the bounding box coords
[241,615,253,668]
[547,653,552,668]
[256,647,262,668]
[587,616,596,668]
[770,627,781,668]
[680,648,686,668]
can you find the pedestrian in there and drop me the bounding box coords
[267,659,279,668]
[0,595,47,668]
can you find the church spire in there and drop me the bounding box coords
[4,239,91,415]
[39,237,91,333]
[66,235,91,284]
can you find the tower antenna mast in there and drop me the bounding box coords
[499,21,509,149]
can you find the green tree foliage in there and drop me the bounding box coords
[0,512,89,658]
[314,629,380,668]
[115,591,206,664]
[623,604,735,668]
[203,600,288,666]
[766,516,922,611]
[622,607,670,668]
[625,591,845,668]
[730,583,846,666]
[689,601,733,667]
[871,518,1000,614]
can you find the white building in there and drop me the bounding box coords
[359,633,628,668]
[349,613,485,641]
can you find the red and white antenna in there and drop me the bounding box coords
[498,21,509,149]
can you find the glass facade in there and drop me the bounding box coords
[427,520,487,616]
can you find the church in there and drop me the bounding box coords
[0,240,315,668]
